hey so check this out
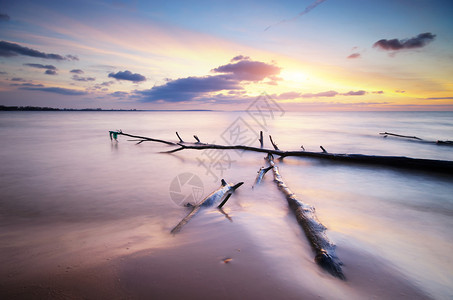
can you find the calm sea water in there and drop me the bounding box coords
[0,111,452,299]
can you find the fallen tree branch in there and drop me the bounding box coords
[380,132,422,140]
[267,153,345,280]
[171,179,243,234]
[380,132,453,146]
[110,131,453,175]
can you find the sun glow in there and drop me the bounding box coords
[280,70,308,83]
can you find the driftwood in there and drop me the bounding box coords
[266,153,345,279]
[171,179,243,234]
[110,131,453,175]
[252,166,272,189]
[380,131,453,146]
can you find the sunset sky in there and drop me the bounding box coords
[1,0,452,110]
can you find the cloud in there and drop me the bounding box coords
[0,40,75,60]
[0,13,10,21]
[231,55,250,62]
[24,63,57,75]
[342,90,366,96]
[110,91,130,97]
[10,83,44,87]
[212,59,281,81]
[65,55,79,61]
[373,91,384,94]
[302,90,339,98]
[347,53,361,59]
[23,63,57,70]
[137,75,241,102]
[70,69,84,74]
[373,32,436,51]
[11,77,26,82]
[72,75,95,82]
[19,86,88,96]
[265,0,327,31]
[276,90,368,99]
[425,97,453,100]
[137,57,280,103]
[108,70,146,83]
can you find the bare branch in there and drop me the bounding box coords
[176,131,184,143]
[269,135,279,150]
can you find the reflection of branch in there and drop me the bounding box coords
[267,153,345,280]
[218,207,233,222]
[110,131,453,175]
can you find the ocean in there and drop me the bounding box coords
[0,110,452,299]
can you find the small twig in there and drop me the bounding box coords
[301,145,305,151]
[269,135,279,150]
[259,131,264,148]
[176,132,184,143]
[320,146,327,153]
[194,135,201,143]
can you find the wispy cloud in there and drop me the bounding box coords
[373,32,436,51]
[0,40,76,60]
[265,0,327,31]
[19,86,88,96]
[347,53,361,59]
[108,70,146,83]
[276,90,367,99]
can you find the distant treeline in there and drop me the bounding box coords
[0,105,137,111]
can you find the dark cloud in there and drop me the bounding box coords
[70,69,84,74]
[19,86,88,96]
[373,91,384,94]
[23,63,57,70]
[0,41,75,60]
[231,55,250,62]
[137,57,280,103]
[108,70,146,83]
[395,90,405,93]
[373,32,436,51]
[10,83,44,88]
[72,75,95,82]
[0,71,7,75]
[212,60,281,81]
[24,63,57,75]
[11,77,26,82]
[347,53,360,59]
[0,14,10,21]
[342,90,366,96]
[137,75,241,102]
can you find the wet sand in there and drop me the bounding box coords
[0,216,431,300]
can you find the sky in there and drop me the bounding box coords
[0,0,452,111]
